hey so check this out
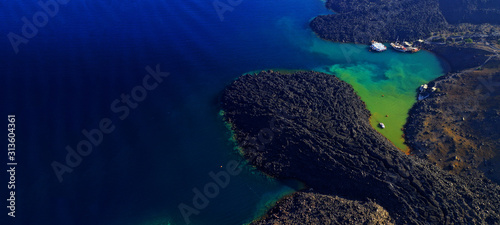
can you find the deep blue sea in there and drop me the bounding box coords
[0,1,443,225]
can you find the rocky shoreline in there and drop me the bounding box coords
[221,71,500,224]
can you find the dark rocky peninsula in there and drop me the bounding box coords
[310,0,447,43]
[221,71,500,224]
[310,0,500,43]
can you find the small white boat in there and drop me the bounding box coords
[370,41,387,52]
[379,123,385,129]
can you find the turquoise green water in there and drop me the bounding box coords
[310,44,444,151]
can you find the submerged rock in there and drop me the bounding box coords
[252,192,394,225]
[221,71,500,224]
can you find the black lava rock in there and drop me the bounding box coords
[310,0,500,43]
[310,0,448,43]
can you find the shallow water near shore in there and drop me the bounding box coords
[0,0,443,224]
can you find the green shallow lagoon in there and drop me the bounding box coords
[274,17,446,151]
[309,43,445,151]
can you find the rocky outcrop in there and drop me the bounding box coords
[310,0,448,43]
[251,192,394,225]
[221,71,500,224]
[310,0,500,43]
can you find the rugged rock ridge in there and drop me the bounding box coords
[310,0,448,43]
[310,0,500,43]
[221,71,500,224]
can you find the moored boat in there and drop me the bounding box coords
[403,42,420,53]
[390,42,407,52]
[370,41,387,52]
[391,41,421,53]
